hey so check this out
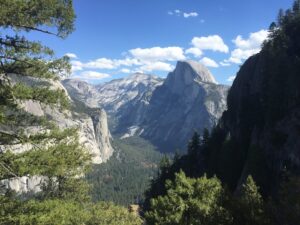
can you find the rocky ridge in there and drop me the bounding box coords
[63,60,229,152]
[0,74,114,193]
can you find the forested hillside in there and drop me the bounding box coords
[87,136,163,206]
[1,0,300,225]
[144,1,300,225]
[0,1,141,224]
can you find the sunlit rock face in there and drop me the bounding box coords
[0,74,114,193]
[139,60,228,152]
[63,60,229,153]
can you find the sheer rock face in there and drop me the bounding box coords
[0,176,46,194]
[63,73,164,134]
[0,74,114,193]
[95,73,164,115]
[222,53,300,183]
[63,60,229,152]
[139,61,228,152]
[62,78,100,108]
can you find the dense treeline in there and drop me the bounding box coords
[144,1,300,224]
[87,137,162,206]
[144,132,300,225]
[0,1,141,224]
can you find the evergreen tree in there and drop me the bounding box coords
[187,132,202,177]
[159,155,171,176]
[277,8,285,26]
[187,132,200,156]
[276,176,300,225]
[293,0,300,13]
[201,128,210,146]
[0,0,78,184]
[0,1,144,224]
[233,176,269,225]
[145,170,232,225]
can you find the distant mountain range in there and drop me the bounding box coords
[63,60,229,152]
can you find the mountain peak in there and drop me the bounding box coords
[177,60,217,84]
[127,72,157,80]
[164,60,218,94]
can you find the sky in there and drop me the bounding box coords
[25,0,294,84]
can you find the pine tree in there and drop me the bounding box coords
[159,155,171,175]
[233,176,269,225]
[0,0,91,223]
[201,128,210,146]
[277,9,285,26]
[145,170,232,225]
[277,176,300,225]
[187,132,200,156]
[0,2,144,224]
[293,0,300,13]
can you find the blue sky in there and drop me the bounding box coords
[26,0,294,84]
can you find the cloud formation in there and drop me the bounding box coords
[84,58,115,69]
[220,62,231,67]
[65,53,77,58]
[139,61,174,72]
[129,47,185,62]
[73,71,111,80]
[227,75,236,82]
[191,35,229,53]
[120,68,131,73]
[200,57,219,68]
[70,60,84,72]
[168,10,199,19]
[69,46,184,74]
[227,29,269,64]
[185,48,203,57]
[183,12,198,18]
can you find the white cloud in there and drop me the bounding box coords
[129,47,185,62]
[185,48,203,57]
[227,75,236,82]
[191,35,229,53]
[168,10,199,19]
[120,68,131,73]
[200,57,219,68]
[70,60,83,72]
[84,58,115,69]
[139,61,174,72]
[220,61,231,67]
[115,58,141,66]
[233,30,268,50]
[65,53,77,59]
[73,71,111,80]
[183,12,198,18]
[228,48,261,64]
[228,29,269,64]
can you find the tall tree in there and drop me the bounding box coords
[0,0,92,222]
[233,176,269,225]
[0,2,144,224]
[145,170,232,225]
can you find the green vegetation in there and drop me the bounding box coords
[0,1,142,224]
[144,1,300,224]
[145,170,231,225]
[0,198,142,225]
[87,136,163,206]
[1,0,300,224]
[144,139,300,225]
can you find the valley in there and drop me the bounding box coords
[87,136,162,206]
[1,0,300,224]
[65,59,228,205]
